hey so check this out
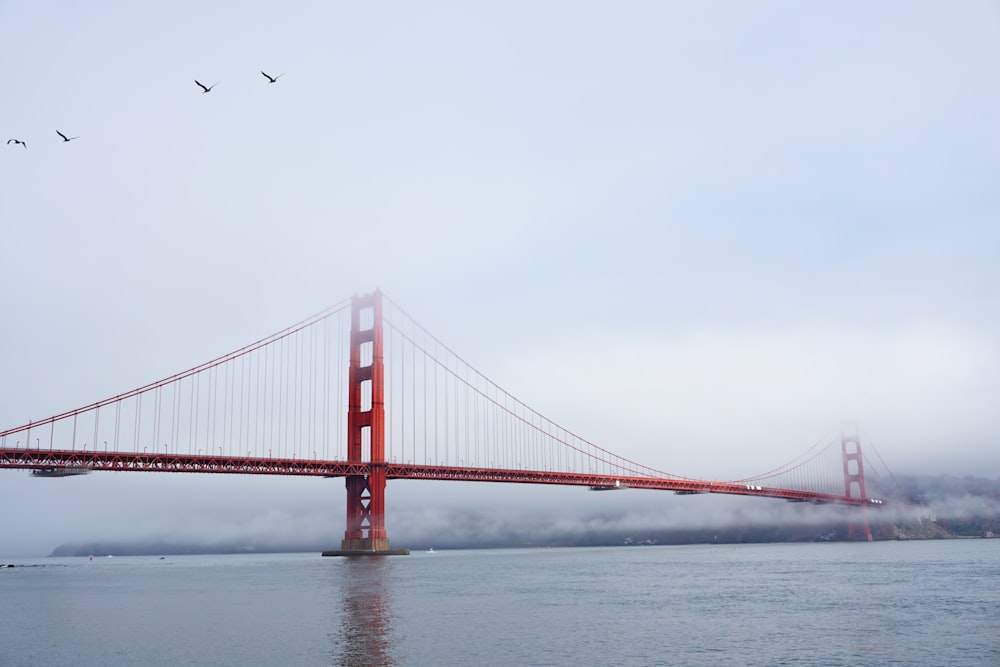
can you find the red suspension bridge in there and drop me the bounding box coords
[0,290,895,553]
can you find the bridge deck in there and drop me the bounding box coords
[0,448,880,507]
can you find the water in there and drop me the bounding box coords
[1,540,997,666]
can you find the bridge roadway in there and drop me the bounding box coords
[0,447,880,507]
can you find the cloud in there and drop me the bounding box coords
[493,319,998,478]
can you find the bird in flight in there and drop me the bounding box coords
[56,131,79,142]
[194,79,218,93]
[7,138,27,148]
[261,71,284,84]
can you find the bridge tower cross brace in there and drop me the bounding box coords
[329,290,407,555]
[842,423,873,541]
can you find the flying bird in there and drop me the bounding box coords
[194,79,218,93]
[7,138,26,148]
[56,131,79,142]
[261,71,284,84]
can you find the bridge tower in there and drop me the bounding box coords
[324,290,408,556]
[841,422,873,541]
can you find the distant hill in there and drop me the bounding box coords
[49,474,1000,556]
[49,539,328,558]
[892,473,1000,538]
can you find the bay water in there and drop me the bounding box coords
[1,539,997,666]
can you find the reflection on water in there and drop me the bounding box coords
[331,558,399,666]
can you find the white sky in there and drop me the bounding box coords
[2,1,998,556]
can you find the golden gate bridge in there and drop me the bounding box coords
[0,290,898,554]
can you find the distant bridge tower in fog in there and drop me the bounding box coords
[842,423,872,541]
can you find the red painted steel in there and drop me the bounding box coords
[341,291,393,551]
[0,446,882,508]
[0,448,368,476]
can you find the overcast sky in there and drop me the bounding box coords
[2,1,998,557]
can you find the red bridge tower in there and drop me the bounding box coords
[324,291,408,556]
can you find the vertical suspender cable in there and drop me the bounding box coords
[154,386,161,454]
[205,368,218,455]
[293,330,299,458]
[433,339,439,465]
[210,365,218,457]
[171,378,177,455]
[310,322,316,460]
[268,338,275,458]
[114,400,121,453]
[411,323,418,463]
[188,372,202,454]
[286,332,291,458]
[238,354,245,458]
[398,317,404,460]
[93,404,100,453]
[320,319,327,460]
[386,320,393,461]
[336,314,342,460]
[188,375,195,452]
[420,334,426,464]
[134,393,142,453]
[255,347,262,457]
[225,362,232,456]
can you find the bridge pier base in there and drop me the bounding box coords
[322,539,410,557]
